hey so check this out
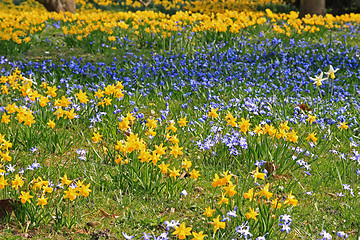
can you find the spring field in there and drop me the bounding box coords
[0,0,360,239]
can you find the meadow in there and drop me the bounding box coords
[0,0,360,239]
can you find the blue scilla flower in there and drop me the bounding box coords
[254,160,266,168]
[141,233,152,240]
[136,113,144,119]
[235,222,252,239]
[154,232,169,240]
[32,159,41,169]
[280,224,291,234]
[6,164,15,173]
[280,214,292,225]
[337,231,349,239]
[26,165,35,171]
[227,206,238,218]
[319,230,332,240]
[163,220,179,230]
[30,145,38,153]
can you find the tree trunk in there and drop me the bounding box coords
[299,0,326,18]
[35,0,76,13]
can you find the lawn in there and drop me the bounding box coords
[0,0,360,239]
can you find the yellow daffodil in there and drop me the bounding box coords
[251,167,265,183]
[172,222,192,239]
[19,191,33,204]
[245,207,259,220]
[211,215,225,233]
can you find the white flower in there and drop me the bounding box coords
[310,72,327,87]
[280,214,292,224]
[164,220,180,230]
[337,231,349,238]
[122,232,134,239]
[180,189,188,196]
[319,230,332,239]
[325,65,339,79]
[6,164,16,173]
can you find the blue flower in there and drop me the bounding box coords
[255,233,269,240]
[142,232,152,240]
[280,224,291,234]
[227,206,238,218]
[32,159,41,169]
[235,222,252,239]
[337,231,349,239]
[30,145,38,153]
[163,220,179,230]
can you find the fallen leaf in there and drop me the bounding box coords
[76,229,88,234]
[99,208,111,217]
[87,221,101,228]
[99,208,120,219]
[274,174,291,181]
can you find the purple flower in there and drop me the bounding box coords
[30,145,38,153]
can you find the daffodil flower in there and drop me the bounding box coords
[310,72,327,87]
[325,65,339,79]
